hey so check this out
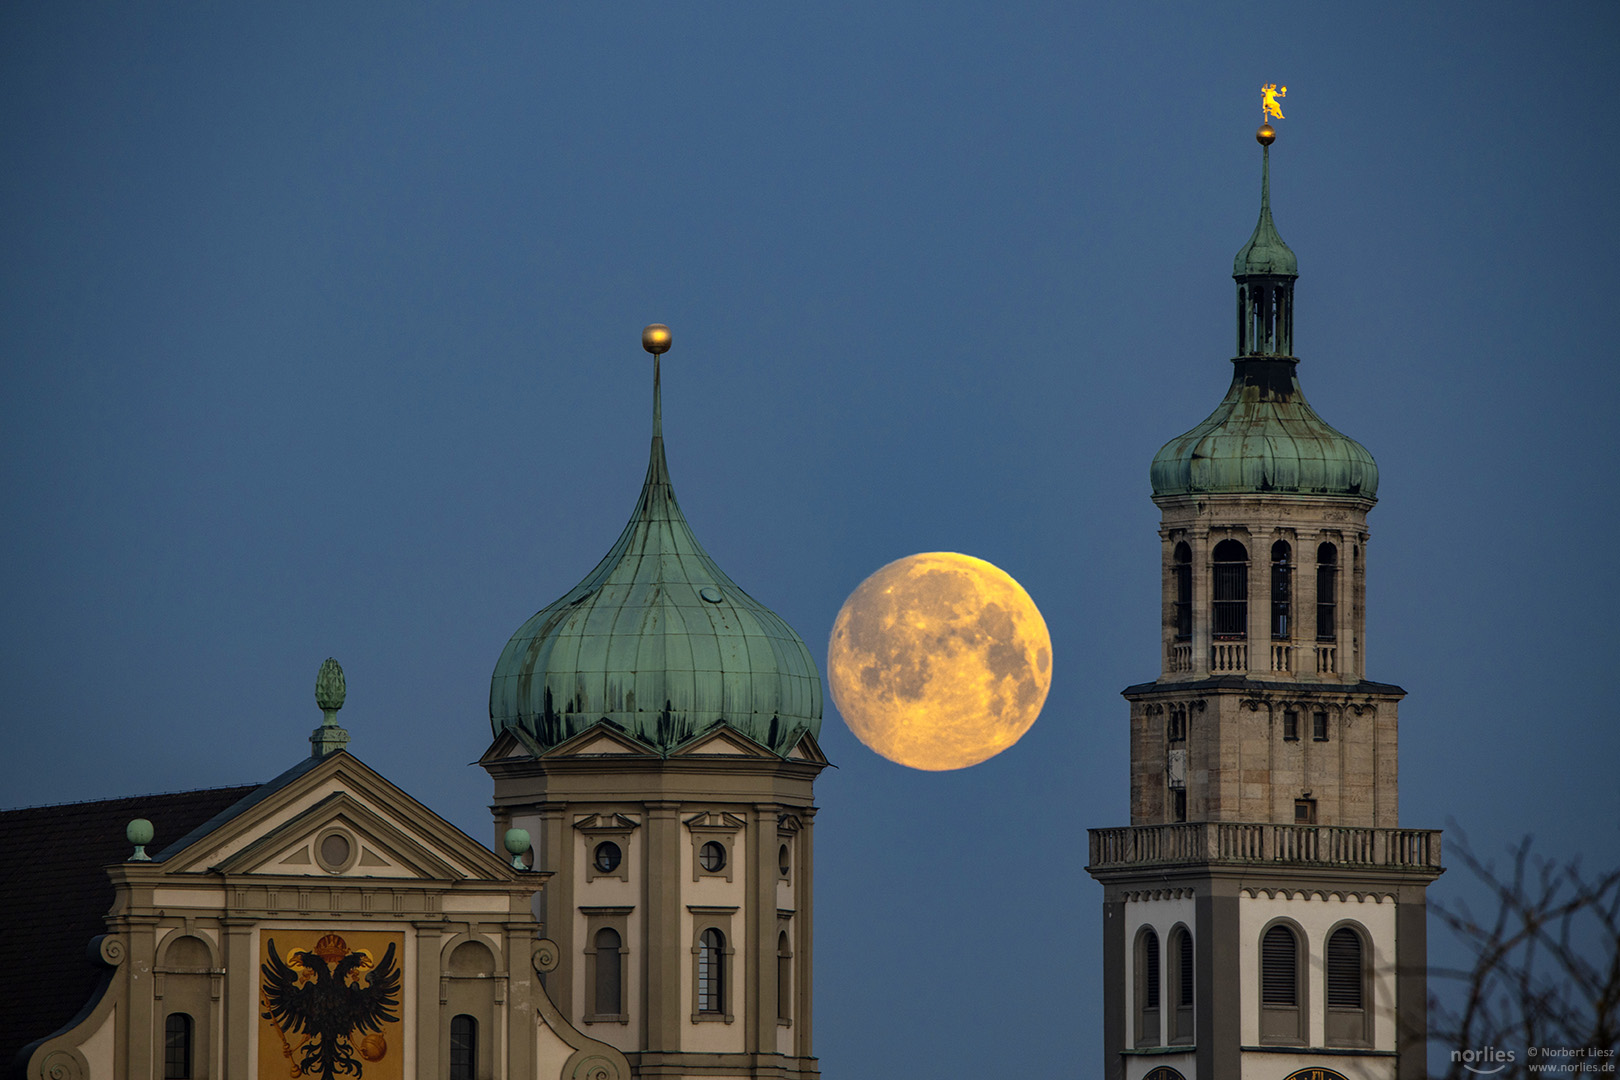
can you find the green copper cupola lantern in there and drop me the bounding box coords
[489,325,824,757]
[1150,122,1379,501]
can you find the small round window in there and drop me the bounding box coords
[594,841,622,873]
[778,843,790,877]
[699,841,726,873]
[315,829,354,873]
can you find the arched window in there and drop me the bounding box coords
[1260,923,1305,1044]
[1173,543,1193,641]
[698,929,726,1014]
[1134,927,1161,1048]
[1326,925,1370,1046]
[449,1015,477,1080]
[777,931,793,1022]
[164,1013,193,1079]
[1168,926,1194,1044]
[1317,542,1338,641]
[1212,540,1248,639]
[594,928,623,1017]
[1270,540,1292,639]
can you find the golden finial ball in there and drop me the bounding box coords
[1256,123,1276,146]
[641,324,671,355]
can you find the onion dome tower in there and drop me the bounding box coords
[1086,120,1441,1080]
[489,334,822,759]
[482,326,826,1080]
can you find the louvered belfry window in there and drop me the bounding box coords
[1261,926,1297,1006]
[1327,928,1364,1008]
[1212,540,1248,638]
[1178,931,1194,1007]
[1142,929,1161,1008]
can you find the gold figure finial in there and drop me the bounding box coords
[642,323,671,355]
[1261,83,1287,121]
[1258,83,1286,144]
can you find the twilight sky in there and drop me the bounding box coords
[3,4,1617,1075]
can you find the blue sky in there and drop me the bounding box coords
[3,4,1617,1075]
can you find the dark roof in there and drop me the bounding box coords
[0,785,259,1074]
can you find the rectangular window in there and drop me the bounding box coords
[1174,562,1192,641]
[164,1014,192,1080]
[1294,799,1317,824]
[1271,552,1291,638]
[450,1015,477,1080]
[1282,710,1298,741]
[1313,711,1329,741]
[1172,788,1187,823]
[1317,563,1338,640]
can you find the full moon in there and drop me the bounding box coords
[827,552,1052,770]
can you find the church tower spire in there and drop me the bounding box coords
[1087,113,1441,1080]
[1234,134,1299,358]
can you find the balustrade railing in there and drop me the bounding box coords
[1315,643,1337,673]
[1087,822,1441,871]
[1211,642,1247,673]
[1168,642,1193,673]
[1270,643,1293,672]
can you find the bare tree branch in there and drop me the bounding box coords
[1431,829,1620,1080]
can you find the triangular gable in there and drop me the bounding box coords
[541,720,660,759]
[153,751,516,883]
[783,729,830,765]
[212,791,462,880]
[668,722,773,758]
[477,727,540,766]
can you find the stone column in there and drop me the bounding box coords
[795,807,817,1062]
[415,921,443,1079]
[643,801,683,1052]
[220,918,255,1080]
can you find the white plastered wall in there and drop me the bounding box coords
[1122,893,1196,1051]
[1236,889,1397,1053]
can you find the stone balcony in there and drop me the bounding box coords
[1087,822,1442,873]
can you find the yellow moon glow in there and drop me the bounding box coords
[827,552,1052,770]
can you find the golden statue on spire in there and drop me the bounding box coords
[1261,83,1287,121]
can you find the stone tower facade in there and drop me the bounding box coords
[482,338,826,1080]
[1086,136,1443,1080]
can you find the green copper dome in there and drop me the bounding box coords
[1150,358,1378,499]
[489,361,823,756]
[1152,139,1376,501]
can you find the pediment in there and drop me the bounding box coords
[478,727,539,765]
[572,813,641,836]
[783,730,829,765]
[684,810,748,834]
[211,791,462,880]
[542,721,659,759]
[669,724,773,758]
[154,752,515,883]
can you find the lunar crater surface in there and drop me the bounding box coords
[828,552,1052,771]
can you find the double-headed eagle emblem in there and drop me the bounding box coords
[261,933,401,1079]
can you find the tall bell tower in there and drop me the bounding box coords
[1086,123,1443,1080]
